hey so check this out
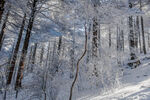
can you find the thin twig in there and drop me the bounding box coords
[69,23,88,100]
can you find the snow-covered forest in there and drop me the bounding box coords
[1,0,150,100]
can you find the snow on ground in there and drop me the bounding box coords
[79,55,150,100]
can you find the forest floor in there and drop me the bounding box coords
[79,54,150,100]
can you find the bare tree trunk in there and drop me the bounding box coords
[3,90,6,100]
[117,25,119,51]
[0,0,5,22]
[129,3,136,60]
[92,17,98,57]
[44,92,47,100]
[121,30,124,51]
[118,26,124,52]
[27,46,33,71]
[70,38,75,78]
[43,71,48,100]
[40,45,44,65]
[148,34,150,48]
[58,36,62,55]
[15,0,37,90]
[139,0,146,54]
[141,16,146,54]
[109,27,111,48]
[98,23,101,57]
[1,34,5,48]
[117,25,121,66]
[42,42,51,100]
[92,3,99,77]
[6,14,26,85]
[51,40,56,69]
[128,2,140,68]
[121,21,125,51]
[30,43,37,72]
[134,17,138,49]
[0,9,9,50]
[129,3,135,59]
[31,43,37,65]
[86,23,91,63]
[69,23,87,100]
[136,16,142,53]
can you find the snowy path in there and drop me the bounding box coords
[80,58,150,100]
[91,78,150,100]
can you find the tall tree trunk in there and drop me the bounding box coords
[92,17,98,57]
[136,16,142,53]
[118,26,124,51]
[129,3,136,60]
[139,0,146,54]
[109,27,111,48]
[6,14,26,85]
[70,33,75,78]
[86,23,91,63]
[134,17,138,49]
[42,43,50,100]
[58,36,62,55]
[148,34,150,48]
[117,25,119,51]
[1,34,5,48]
[51,40,56,67]
[27,46,33,71]
[121,30,124,51]
[128,2,140,68]
[0,0,5,22]
[141,16,146,54]
[121,21,125,51]
[117,25,122,66]
[15,0,37,89]
[40,45,44,65]
[30,43,37,72]
[92,3,99,77]
[98,23,101,57]
[31,43,37,65]
[92,2,99,57]
[70,24,76,75]
[0,9,9,50]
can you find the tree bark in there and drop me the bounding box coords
[139,0,146,54]
[117,25,119,51]
[121,30,124,51]
[0,9,9,50]
[32,43,37,65]
[40,45,44,65]
[136,16,142,53]
[129,3,136,59]
[27,46,33,71]
[92,17,98,57]
[109,27,111,48]
[148,34,150,48]
[70,33,75,78]
[15,0,37,89]
[0,0,5,22]
[128,2,140,68]
[134,17,138,49]
[86,23,91,63]
[58,36,62,55]
[141,16,146,54]
[6,14,26,85]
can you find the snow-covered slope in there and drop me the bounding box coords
[79,55,150,100]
